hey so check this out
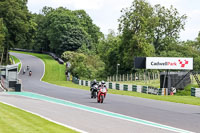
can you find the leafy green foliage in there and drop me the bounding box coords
[0,0,36,64]
[33,7,102,55]
[97,30,121,75]
[117,0,187,73]
[153,4,187,53]
[62,51,105,80]
[118,0,156,72]
[0,18,6,48]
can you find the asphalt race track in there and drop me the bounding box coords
[3,52,200,133]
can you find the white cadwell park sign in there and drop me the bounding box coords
[146,57,193,70]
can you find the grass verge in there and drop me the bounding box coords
[0,102,78,133]
[117,79,160,88]
[11,51,200,106]
[11,55,21,72]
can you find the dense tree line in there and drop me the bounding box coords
[32,6,103,55]
[0,0,34,65]
[96,0,200,76]
[1,0,200,80]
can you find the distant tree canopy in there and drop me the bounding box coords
[33,7,103,55]
[116,0,187,72]
[62,51,105,80]
[0,0,35,65]
[2,0,200,79]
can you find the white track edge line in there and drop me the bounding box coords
[11,91,194,133]
[0,101,87,133]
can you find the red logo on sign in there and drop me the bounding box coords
[178,59,189,67]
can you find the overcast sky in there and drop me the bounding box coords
[27,0,200,41]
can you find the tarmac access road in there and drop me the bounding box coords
[3,52,199,133]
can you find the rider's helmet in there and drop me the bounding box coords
[93,79,97,84]
[101,80,105,85]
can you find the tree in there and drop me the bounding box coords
[118,0,187,72]
[0,0,35,64]
[32,13,50,52]
[153,4,187,53]
[0,18,6,47]
[62,51,105,80]
[97,30,121,75]
[33,7,102,56]
[45,7,90,55]
[0,18,7,64]
[118,0,155,72]
[74,10,103,53]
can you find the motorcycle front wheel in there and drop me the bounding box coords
[100,95,104,103]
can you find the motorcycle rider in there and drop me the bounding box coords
[23,68,26,75]
[99,80,106,88]
[97,80,107,93]
[97,80,107,103]
[27,65,30,70]
[29,70,32,76]
[90,79,98,98]
[90,79,98,91]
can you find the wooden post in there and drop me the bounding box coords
[153,73,155,80]
[127,74,128,81]
[135,73,136,81]
[123,74,125,81]
[131,73,133,81]
[138,73,140,80]
[148,72,150,83]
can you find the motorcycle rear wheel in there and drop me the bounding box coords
[93,92,96,98]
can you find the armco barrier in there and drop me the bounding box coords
[191,87,195,96]
[142,86,148,93]
[88,81,91,86]
[132,85,137,92]
[12,48,64,65]
[137,85,142,93]
[116,83,120,90]
[191,87,200,97]
[73,78,169,96]
[123,85,128,91]
[158,88,165,95]
[109,83,112,89]
[128,85,132,91]
[72,77,79,84]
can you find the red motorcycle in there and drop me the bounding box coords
[97,85,107,103]
[29,71,32,76]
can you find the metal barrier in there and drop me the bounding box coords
[72,78,168,96]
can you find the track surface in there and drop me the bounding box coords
[8,52,200,132]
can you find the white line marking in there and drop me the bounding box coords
[8,92,194,133]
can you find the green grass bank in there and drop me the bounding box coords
[11,55,21,72]
[0,102,78,133]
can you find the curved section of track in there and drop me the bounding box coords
[11,52,200,133]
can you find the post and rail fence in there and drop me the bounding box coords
[107,71,160,82]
